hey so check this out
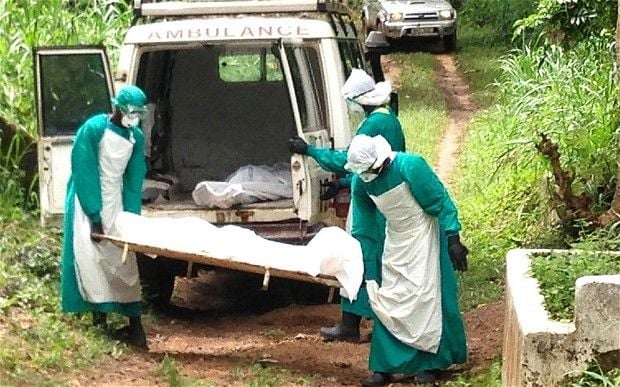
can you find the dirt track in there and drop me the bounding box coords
[75,54,503,386]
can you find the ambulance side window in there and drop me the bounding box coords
[38,53,112,136]
[338,39,365,78]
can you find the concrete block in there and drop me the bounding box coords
[502,249,620,386]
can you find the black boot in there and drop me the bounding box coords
[112,317,148,349]
[92,312,107,330]
[128,316,148,349]
[412,369,440,384]
[319,311,361,342]
[361,372,391,387]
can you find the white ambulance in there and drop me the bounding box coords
[34,0,386,304]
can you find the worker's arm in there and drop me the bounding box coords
[351,176,383,281]
[71,115,105,223]
[306,145,349,174]
[402,154,461,236]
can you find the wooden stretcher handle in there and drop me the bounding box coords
[121,243,129,264]
[262,268,271,291]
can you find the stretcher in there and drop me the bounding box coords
[92,233,341,293]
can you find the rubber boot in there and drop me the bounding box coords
[128,316,148,349]
[92,312,107,330]
[413,369,440,384]
[319,311,361,342]
[360,372,392,387]
[113,317,148,349]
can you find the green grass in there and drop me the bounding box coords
[530,251,620,321]
[565,363,620,387]
[389,52,449,165]
[0,214,127,384]
[445,358,502,387]
[455,23,508,108]
[158,355,214,387]
[232,362,314,387]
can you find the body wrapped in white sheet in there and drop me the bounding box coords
[113,212,363,300]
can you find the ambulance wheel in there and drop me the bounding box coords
[137,254,176,309]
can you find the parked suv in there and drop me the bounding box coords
[362,0,457,51]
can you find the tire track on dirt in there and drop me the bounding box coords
[434,54,476,185]
[432,54,504,374]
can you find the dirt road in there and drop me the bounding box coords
[75,55,503,386]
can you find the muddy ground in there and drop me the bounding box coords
[71,53,502,386]
[72,273,503,386]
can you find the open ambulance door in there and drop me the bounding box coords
[277,40,332,224]
[34,46,115,226]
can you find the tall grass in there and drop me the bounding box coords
[452,36,619,310]
[496,38,619,213]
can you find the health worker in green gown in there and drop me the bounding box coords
[288,68,405,342]
[61,85,149,348]
[344,134,468,387]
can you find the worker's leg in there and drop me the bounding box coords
[92,311,107,329]
[127,316,147,348]
[320,310,362,342]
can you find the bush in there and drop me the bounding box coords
[514,0,618,46]
[530,250,620,321]
[494,37,619,222]
[459,0,536,43]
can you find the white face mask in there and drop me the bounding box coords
[346,99,365,114]
[121,115,140,128]
[359,171,379,182]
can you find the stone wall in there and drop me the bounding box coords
[502,249,620,386]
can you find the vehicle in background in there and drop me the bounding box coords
[362,0,457,52]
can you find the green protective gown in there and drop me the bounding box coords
[305,106,405,318]
[61,114,146,317]
[351,152,467,374]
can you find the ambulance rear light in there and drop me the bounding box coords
[133,0,351,18]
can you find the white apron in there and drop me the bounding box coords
[73,128,141,304]
[366,182,442,353]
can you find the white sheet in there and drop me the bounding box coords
[113,212,363,300]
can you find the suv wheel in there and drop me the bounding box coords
[444,31,457,53]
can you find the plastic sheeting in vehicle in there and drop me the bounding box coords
[192,162,293,209]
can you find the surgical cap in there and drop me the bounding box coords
[341,69,376,100]
[112,85,147,110]
[355,81,392,106]
[345,134,393,174]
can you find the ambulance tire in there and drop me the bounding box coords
[137,254,178,310]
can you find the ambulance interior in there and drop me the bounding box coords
[135,42,326,210]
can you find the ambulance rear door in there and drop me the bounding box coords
[277,39,332,224]
[34,46,114,225]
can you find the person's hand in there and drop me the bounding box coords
[447,234,468,272]
[91,221,104,243]
[320,180,341,201]
[288,136,308,155]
